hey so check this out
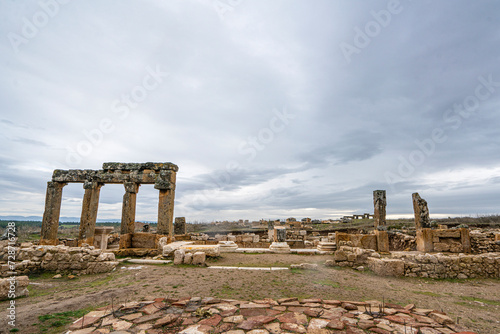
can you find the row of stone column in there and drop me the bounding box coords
[40,181,176,245]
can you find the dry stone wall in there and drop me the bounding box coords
[0,241,118,277]
[470,230,500,253]
[328,246,500,279]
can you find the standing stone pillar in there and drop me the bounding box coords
[174,217,186,235]
[267,220,275,241]
[413,192,433,252]
[40,181,67,245]
[78,181,103,245]
[412,192,430,230]
[274,227,287,242]
[373,190,386,227]
[121,182,140,235]
[269,226,290,253]
[155,173,176,238]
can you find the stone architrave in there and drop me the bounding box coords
[412,192,430,230]
[79,181,103,245]
[373,190,386,227]
[121,182,140,235]
[174,217,186,235]
[40,181,66,245]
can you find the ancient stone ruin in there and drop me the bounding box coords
[40,162,178,246]
[372,190,386,227]
[412,192,430,229]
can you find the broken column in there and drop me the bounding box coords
[174,217,186,235]
[269,226,290,253]
[413,192,433,252]
[121,182,140,235]
[40,181,66,245]
[267,220,274,241]
[412,192,430,230]
[373,190,386,227]
[78,181,103,245]
[156,171,176,238]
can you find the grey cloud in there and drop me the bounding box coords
[0,0,499,220]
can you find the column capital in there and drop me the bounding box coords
[83,180,104,190]
[48,181,67,189]
[124,182,140,193]
[154,179,174,190]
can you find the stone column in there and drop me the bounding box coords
[267,220,275,241]
[155,173,176,238]
[373,190,386,227]
[78,181,103,245]
[269,226,290,253]
[274,227,287,242]
[40,181,66,245]
[121,182,140,235]
[412,192,430,230]
[174,217,186,235]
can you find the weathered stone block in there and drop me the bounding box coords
[375,230,389,252]
[367,258,404,277]
[433,229,461,238]
[183,252,193,264]
[173,249,185,265]
[0,276,29,301]
[179,245,220,257]
[433,243,450,252]
[416,228,434,252]
[192,252,206,265]
[162,241,194,257]
[119,233,132,249]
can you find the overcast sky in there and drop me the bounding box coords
[1,0,499,222]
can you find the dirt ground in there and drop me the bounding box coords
[1,253,499,334]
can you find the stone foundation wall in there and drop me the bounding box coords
[470,230,500,253]
[0,241,118,277]
[388,232,416,251]
[393,251,500,279]
[328,246,500,279]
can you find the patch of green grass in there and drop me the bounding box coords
[9,329,19,332]
[89,274,115,287]
[313,279,340,288]
[412,290,443,297]
[214,284,239,299]
[289,268,303,275]
[37,307,94,333]
[459,296,500,306]
[29,272,58,280]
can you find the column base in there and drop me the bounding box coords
[269,242,290,253]
[218,241,238,252]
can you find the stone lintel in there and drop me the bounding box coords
[52,168,176,184]
[102,162,178,172]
